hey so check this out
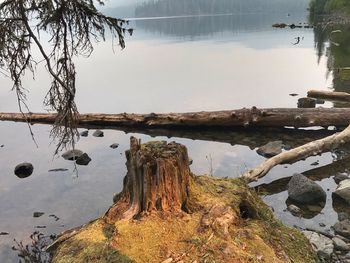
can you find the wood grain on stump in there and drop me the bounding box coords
[105,137,191,221]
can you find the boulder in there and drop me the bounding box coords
[92,130,104,137]
[287,174,326,204]
[297,97,316,108]
[14,162,34,178]
[76,153,92,166]
[62,149,83,161]
[256,141,284,157]
[334,220,350,239]
[334,173,350,184]
[334,179,350,203]
[303,230,334,259]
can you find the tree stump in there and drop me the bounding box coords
[105,137,191,221]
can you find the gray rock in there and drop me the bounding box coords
[92,130,104,137]
[287,204,301,216]
[80,130,88,137]
[33,212,44,218]
[14,162,34,178]
[110,143,119,149]
[334,173,350,184]
[76,153,91,166]
[339,212,350,222]
[303,230,334,259]
[287,174,326,204]
[62,149,83,161]
[334,220,350,239]
[334,179,350,203]
[256,141,284,157]
[297,97,316,108]
[332,236,350,251]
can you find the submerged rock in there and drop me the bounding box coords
[256,140,284,157]
[93,130,104,137]
[334,179,350,203]
[287,204,301,216]
[62,149,83,161]
[303,230,334,260]
[14,162,34,178]
[80,130,89,137]
[76,153,92,166]
[287,174,326,204]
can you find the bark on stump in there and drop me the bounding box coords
[105,137,191,221]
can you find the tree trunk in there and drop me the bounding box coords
[242,124,350,183]
[308,90,350,102]
[105,137,191,221]
[2,107,350,128]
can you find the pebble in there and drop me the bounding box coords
[110,143,119,149]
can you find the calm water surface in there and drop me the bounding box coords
[0,6,342,262]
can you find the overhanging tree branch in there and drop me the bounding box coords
[0,0,132,153]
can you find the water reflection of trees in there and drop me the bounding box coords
[135,12,307,39]
[314,23,350,95]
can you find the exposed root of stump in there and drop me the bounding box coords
[50,138,317,263]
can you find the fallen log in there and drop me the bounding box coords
[2,107,350,128]
[307,90,350,102]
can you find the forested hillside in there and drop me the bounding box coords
[310,0,350,15]
[135,0,309,17]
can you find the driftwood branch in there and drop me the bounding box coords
[308,90,350,102]
[2,107,350,128]
[242,124,350,182]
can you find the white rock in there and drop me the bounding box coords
[334,179,350,203]
[303,230,334,259]
[332,236,350,251]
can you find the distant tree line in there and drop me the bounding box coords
[135,0,309,17]
[310,0,350,15]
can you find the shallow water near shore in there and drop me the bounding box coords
[0,2,348,262]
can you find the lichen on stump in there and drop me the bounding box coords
[106,137,191,221]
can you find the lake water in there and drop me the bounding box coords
[0,3,344,262]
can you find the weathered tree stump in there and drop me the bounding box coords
[105,137,191,221]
